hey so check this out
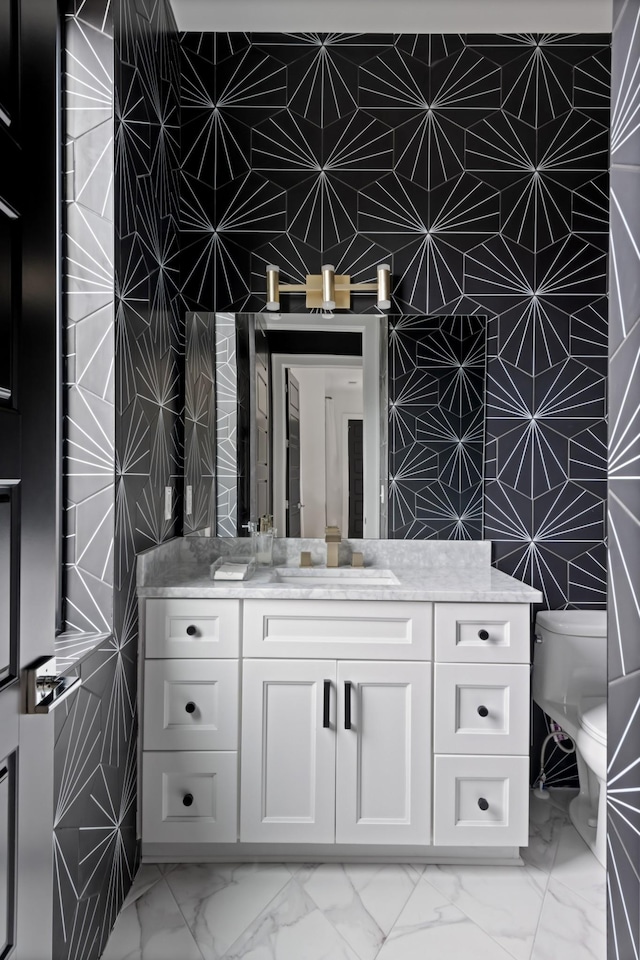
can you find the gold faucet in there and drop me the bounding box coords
[325,526,341,567]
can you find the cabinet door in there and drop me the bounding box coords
[145,598,240,658]
[336,661,431,845]
[240,660,336,843]
[433,755,529,846]
[142,751,237,843]
[143,659,239,751]
[433,663,529,755]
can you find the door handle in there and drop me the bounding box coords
[24,657,81,714]
[323,680,331,728]
[344,680,352,730]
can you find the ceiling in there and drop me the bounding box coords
[169,0,612,33]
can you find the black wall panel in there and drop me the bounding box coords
[54,2,182,958]
[178,31,610,791]
[178,31,609,606]
[607,1,640,956]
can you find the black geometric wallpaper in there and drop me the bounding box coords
[54,24,615,959]
[62,0,115,649]
[389,315,486,540]
[178,31,610,615]
[607,1,640,956]
[55,1,182,958]
[178,32,610,794]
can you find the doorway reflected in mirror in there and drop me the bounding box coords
[183,313,487,541]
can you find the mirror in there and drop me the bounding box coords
[183,313,487,540]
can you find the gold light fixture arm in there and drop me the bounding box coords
[266,264,391,311]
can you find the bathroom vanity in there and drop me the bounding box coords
[137,539,542,864]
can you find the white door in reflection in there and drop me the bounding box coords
[274,358,363,539]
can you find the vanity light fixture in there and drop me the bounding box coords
[321,264,336,310]
[266,264,280,311]
[377,263,391,310]
[265,263,392,311]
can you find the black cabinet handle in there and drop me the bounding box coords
[186,625,197,636]
[323,680,331,728]
[185,701,196,714]
[183,793,194,807]
[344,681,352,730]
[478,797,489,811]
[478,629,490,641]
[477,705,489,718]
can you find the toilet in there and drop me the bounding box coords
[532,610,607,866]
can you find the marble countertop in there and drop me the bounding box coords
[138,561,543,603]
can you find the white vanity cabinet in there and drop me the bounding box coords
[432,602,531,847]
[141,598,240,844]
[240,658,431,846]
[140,592,532,859]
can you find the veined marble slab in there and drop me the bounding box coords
[137,547,542,604]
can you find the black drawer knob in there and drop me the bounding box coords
[185,701,196,714]
[478,629,490,641]
[477,705,489,718]
[478,797,489,811]
[186,625,197,636]
[183,793,194,807]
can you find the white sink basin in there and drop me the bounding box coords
[274,568,399,587]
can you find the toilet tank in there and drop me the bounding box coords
[532,610,607,709]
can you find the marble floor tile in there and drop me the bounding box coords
[531,877,606,960]
[224,878,361,960]
[521,792,569,876]
[121,865,164,911]
[550,821,606,908]
[285,862,316,877]
[375,877,516,960]
[297,863,420,960]
[164,862,292,960]
[101,878,203,960]
[546,788,579,816]
[422,863,545,960]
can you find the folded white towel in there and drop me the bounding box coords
[213,562,249,581]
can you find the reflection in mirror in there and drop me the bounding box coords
[183,312,216,536]
[232,314,385,539]
[183,313,487,541]
[272,357,364,538]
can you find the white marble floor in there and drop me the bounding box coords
[102,791,606,960]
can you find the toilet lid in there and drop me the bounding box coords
[579,697,607,746]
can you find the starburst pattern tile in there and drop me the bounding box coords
[63,9,115,642]
[56,2,182,959]
[608,4,640,956]
[178,31,609,796]
[54,24,616,960]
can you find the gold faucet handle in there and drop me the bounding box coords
[300,551,312,568]
[325,525,341,543]
[351,552,364,568]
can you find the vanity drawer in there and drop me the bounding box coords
[142,751,237,843]
[434,603,530,664]
[433,663,529,755]
[143,659,239,751]
[433,754,529,846]
[145,598,240,658]
[243,599,433,660]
